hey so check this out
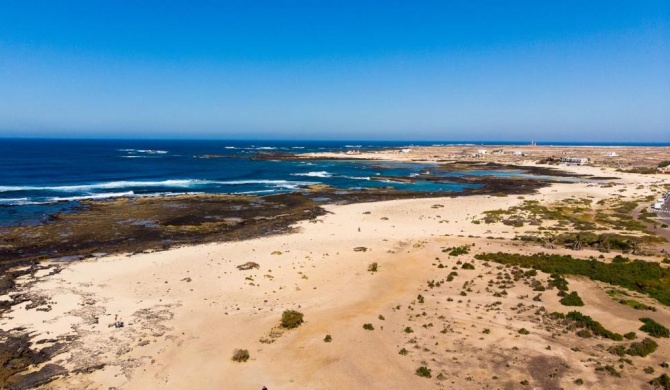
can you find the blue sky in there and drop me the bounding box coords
[0,1,668,141]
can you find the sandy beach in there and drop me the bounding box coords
[2,156,670,389]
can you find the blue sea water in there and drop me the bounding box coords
[1,138,667,226]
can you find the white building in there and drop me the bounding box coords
[560,157,589,166]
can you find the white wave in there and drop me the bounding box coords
[256,147,276,150]
[291,171,332,178]
[0,197,38,205]
[121,156,149,158]
[343,176,371,180]
[0,179,319,195]
[225,146,236,149]
[0,197,29,203]
[291,147,305,149]
[344,145,362,148]
[0,179,213,193]
[136,149,168,154]
[47,191,135,202]
[216,180,318,188]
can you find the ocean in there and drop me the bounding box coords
[1,138,667,227]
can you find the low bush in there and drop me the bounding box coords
[416,366,432,378]
[443,245,470,256]
[626,338,659,357]
[474,252,670,305]
[281,310,304,329]
[564,311,623,340]
[639,318,670,338]
[649,373,670,389]
[232,349,250,362]
[560,291,585,306]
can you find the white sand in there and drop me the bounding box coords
[2,165,670,389]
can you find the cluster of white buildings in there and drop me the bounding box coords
[467,149,527,158]
[560,157,590,166]
[651,193,669,210]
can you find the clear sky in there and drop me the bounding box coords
[0,1,668,141]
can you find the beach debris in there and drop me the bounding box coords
[111,315,124,328]
[354,247,368,252]
[237,262,260,270]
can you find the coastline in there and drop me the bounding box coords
[1,152,670,389]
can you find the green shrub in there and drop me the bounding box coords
[626,338,658,357]
[624,332,637,340]
[649,373,670,389]
[416,366,432,378]
[560,291,585,306]
[363,323,374,330]
[474,252,670,306]
[607,345,626,357]
[417,294,424,304]
[518,328,530,335]
[443,245,470,256]
[596,365,621,377]
[639,318,670,338]
[399,348,408,355]
[462,263,475,270]
[620,299,656,311]
[548,274,569,291]
[281,310,304,329]
[324,334,332,342]
[231,349,250,362]
[404,326,414,333]
[574,378,584,385]
[565,311,623,340]
[368,262,378,272]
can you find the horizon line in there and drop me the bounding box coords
[1,136,669,146]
